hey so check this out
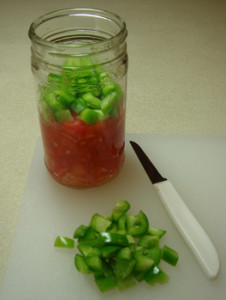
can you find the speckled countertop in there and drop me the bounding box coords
[0,0,225,287]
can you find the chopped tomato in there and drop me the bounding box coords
[39,111,125,188]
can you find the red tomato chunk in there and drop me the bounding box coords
[40,111,125,188]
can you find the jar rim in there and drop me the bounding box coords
[28,7,127,51]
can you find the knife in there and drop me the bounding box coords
[130,140,220,280]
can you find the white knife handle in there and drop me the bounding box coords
[154,180,220,280]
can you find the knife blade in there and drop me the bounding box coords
[130,140,220,280]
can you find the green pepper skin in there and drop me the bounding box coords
[127,210,149,236]
[90,214,112,233]
[161,245,179,266]
[73,225,88,239]
[148,227,166,238]
[144,265,169,285]
[54,236,75,248]
[99,232,129,246]
[113,259,136,280]
[74,254,91,274]
[95,276,117,292]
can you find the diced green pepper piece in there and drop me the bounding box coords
[77,243,101,257]
[144,265,169,285]
[71,97,88,114]
[108,222,118,233]
[116,275,136,291]
[114,83,122,97]
[133,271,146,282]
[82,92,101,109]
[99,70,111,83]
[117,247,132,261]
[161,245,179,266]
[95,276,117,293]
[102,260,114,277]
[45,92,64,112]
[138,235,159,249]
[94,109,108,121]
[54,109,73,122]
[101,245,120,258]
[113,259,136,280]
[126,235,135,244]
[102,83,115,96]
[93,270,105,279]
[112,200,130,222]
[101,91,118,114]
[99,232,129,246]
[144,247,162,265]
[148,227,166,238]
[80,108,99,125]
[103,214,113,222]
[134,255,154,272]
[112,209,124,222]
[54,89,75,105]
[130,245,143,254]
[74,254,91,274]
[127,210,149,236]
[54,236,75,248]
[117,214,127,234]
[90,214,112,233]
[73,225,88,239]
[114,200,130,212]
[78,226,98,242]
[85,256,103,271]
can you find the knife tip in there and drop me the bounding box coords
[129,140,137,147]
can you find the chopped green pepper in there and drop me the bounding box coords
[101,245,120,258]
[41,56,124,124]
[144,247,162,265]
[134,254,154,272]
[138,235,159,248]
[73,224,88,239]
[144,265,169,285]
[148,227,166,238]
[112,200,130,222]
[116,275,136,291]
[85,256,103,271]
[80,108,99,125]
[77,243,101,257]
[74,254,91,274]
[82,92,102,109]
[127,210,149,236]
[95,276,117,292]
[54,200,179,293]
[54,236,75,248]
[54,109,73,122]
[101,91,118,114]
[161,245,179,266]
[113,259,136,280]
[98,232,129,246]
[117,247,132,261]
[90,213,112,233]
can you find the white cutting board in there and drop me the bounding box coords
[1,134,226,300]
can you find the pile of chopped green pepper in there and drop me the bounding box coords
[40,57,123,124]
[54,200,179,293]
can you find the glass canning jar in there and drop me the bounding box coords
[28,8,128,188]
